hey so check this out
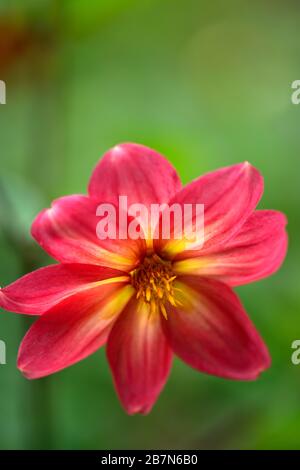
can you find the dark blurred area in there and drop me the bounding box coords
[0,0,300,449]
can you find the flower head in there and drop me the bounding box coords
[0,143,287,414]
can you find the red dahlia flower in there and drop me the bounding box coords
[0,143,287,414]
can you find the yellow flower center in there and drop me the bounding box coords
[131,254,179,319]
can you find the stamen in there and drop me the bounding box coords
[160,303,168,320]
[167,293,177,306]
[145,287,150,301]
[157,287,163,299]
[130,254,178,319]
[150,298,157,316]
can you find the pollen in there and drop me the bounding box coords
[131,254,180,319]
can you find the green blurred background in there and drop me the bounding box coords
[0,0,299,450]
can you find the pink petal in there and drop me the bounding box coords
[174,210,288,286]
[0,264,127,315]
[18,283,134,379]
[32,194,146,270]
[163,276,270,380]
[88,143,182,207]
[156,162,263,258]
[107,298,173,414]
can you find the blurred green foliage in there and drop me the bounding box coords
[0,0,299,450]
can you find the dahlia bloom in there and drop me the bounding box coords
[0,143,287,414]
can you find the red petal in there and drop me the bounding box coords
[18,283,134,379]
[163,276,270,380]
[174,210,288,286]
[31,194,145,270]
[88,143,182,207]
[156,162,263,258]
[0,264,127,315]
[107,298,173,414]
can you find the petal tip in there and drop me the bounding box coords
[123,402,153,416]
[242,160,254,168]
[17,354,31,379]
[243,343,271,381]
[108,143,130,160]
[106,142,143,159]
